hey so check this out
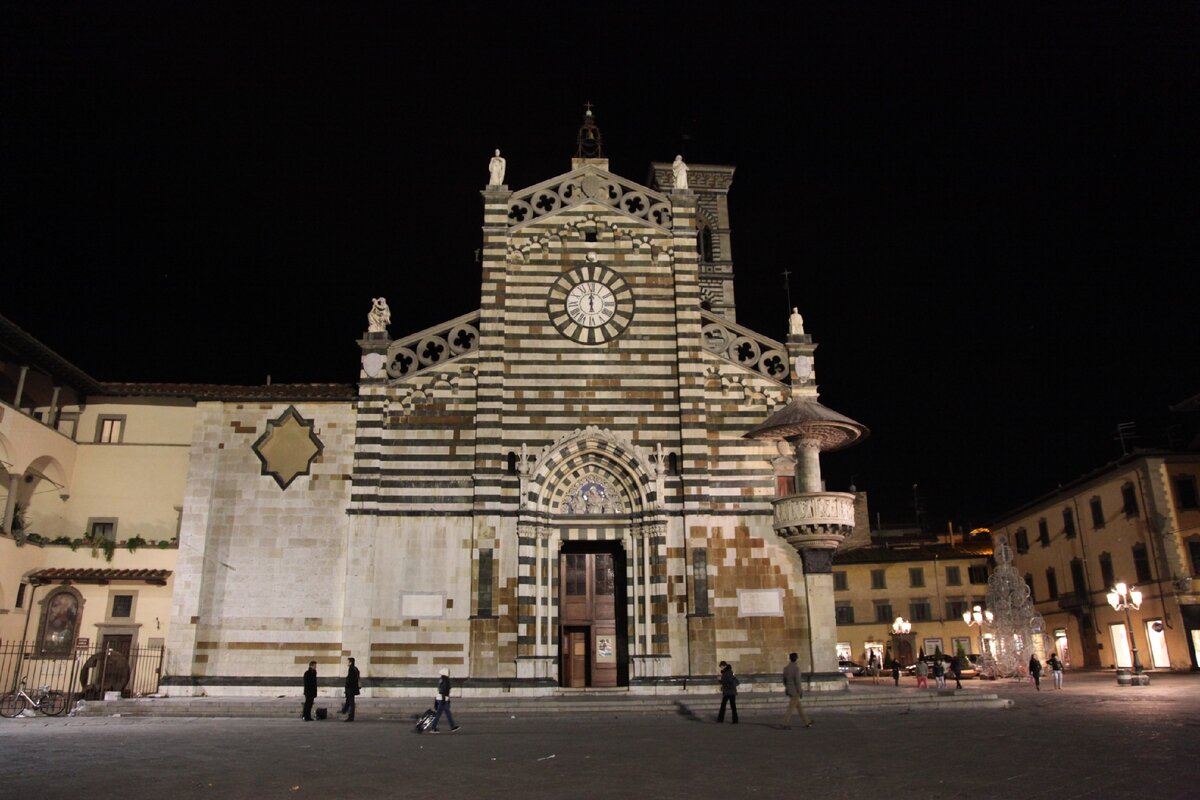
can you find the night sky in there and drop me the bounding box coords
[4,5,1198,528]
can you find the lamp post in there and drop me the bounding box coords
[1106,582,1146,684]
[963,604,993,656]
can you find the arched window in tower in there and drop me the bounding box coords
[667,452,679,476]
[699,226,714,262]
[507,452,518,475]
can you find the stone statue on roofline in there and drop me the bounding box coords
[368,297,392,334]
[489,149,506,186]
[789,307,805,336]
[672,155,688,190]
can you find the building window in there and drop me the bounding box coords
[910,601,932,622]
[692,549,709,616]
[833,571,848,591]
[835,604,855,625]
[595,554,614,596]
[1188,540,1200,576]
[1063,508,1076,539]
[909,568,925,588]
[1037,518,1050,547]
[870,569,886,589]
[874,602,893,623]
[1122,483,1139,517]
[507,452,518,474]
[584,230,598,243]
[37,588,81,656]
[565,554,587,596]
[57,411,80,440]
[1015,529,1029,554]
[945,599,967,619]
[1174,475,1199,510]
[699,226,714,261]
[477,549,494,617]
[945,566,961,586]
[1070,558,1087,596]
[968,565,989,584]
[95,415,126,444]
[1046,568,1059,600]
[15,583,27,609]
[111,594,134,618]
[1024,574,1036,602]
[1099,552,1115,589]
[1090,497,1105,530]
[88,519,118,542]
[1132,544,1152,583]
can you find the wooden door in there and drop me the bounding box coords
[564,629,588,688]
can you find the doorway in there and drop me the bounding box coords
[558,541,628,687]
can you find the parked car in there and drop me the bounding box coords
[905,654,980,678]
[838,659,866,676]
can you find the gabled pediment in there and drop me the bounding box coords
[506,165,674,232]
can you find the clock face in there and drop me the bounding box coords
[548,264,634,345]
[566,281,616,327]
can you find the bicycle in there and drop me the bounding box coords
[0,679,69,717]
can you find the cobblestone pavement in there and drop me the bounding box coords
[0,671,1195,800]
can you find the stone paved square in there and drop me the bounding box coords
[0,673,1195,800]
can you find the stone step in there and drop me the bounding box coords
[73,691,1011,718]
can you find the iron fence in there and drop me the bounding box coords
[0,641,164,699]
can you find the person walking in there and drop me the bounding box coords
[717,661,739,724]
[933,658,946,689]
[914,658,929,689]
[1047,653,1064,689]
[868,653,880,685]
[890,657,901,687]
[781,652,812,729]
[429,667,460,733]
[949,654,963,689]
[302,661,317,721]
[340,657,360,722]
[1029,655,1043,691]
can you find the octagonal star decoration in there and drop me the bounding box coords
[251,406,325,490]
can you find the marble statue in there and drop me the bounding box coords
[368,297,392,333]
[489,149,506,186]
[788,307,805,336]
[672,155,688,189]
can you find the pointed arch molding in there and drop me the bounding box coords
[524,426,659,517]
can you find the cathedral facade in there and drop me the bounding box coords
[164,116,866,694]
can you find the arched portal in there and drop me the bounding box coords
[515,428,667,687]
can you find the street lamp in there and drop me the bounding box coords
[1106,582,1146,682]
[963,604,993,656]
[891,617,912,635]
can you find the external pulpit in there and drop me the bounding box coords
[745,396,868,685]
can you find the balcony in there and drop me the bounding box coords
[773,491,856,551]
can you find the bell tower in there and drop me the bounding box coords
[648,161,737,321]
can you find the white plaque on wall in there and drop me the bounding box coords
[737,588,784,617]
[400,593,445,619]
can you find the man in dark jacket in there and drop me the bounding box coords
[340,657,360,722]
[302,661,317,721]
[717,661,739,724]
[430,667,460,732]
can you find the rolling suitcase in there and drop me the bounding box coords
[413,708,437,733]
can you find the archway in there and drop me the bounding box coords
[516,427,666,688]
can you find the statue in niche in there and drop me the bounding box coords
[584,486,605,513]
[368,297,391,333]
[489,149,507,186]
[672,155,688,189]
[789,307,805,336]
